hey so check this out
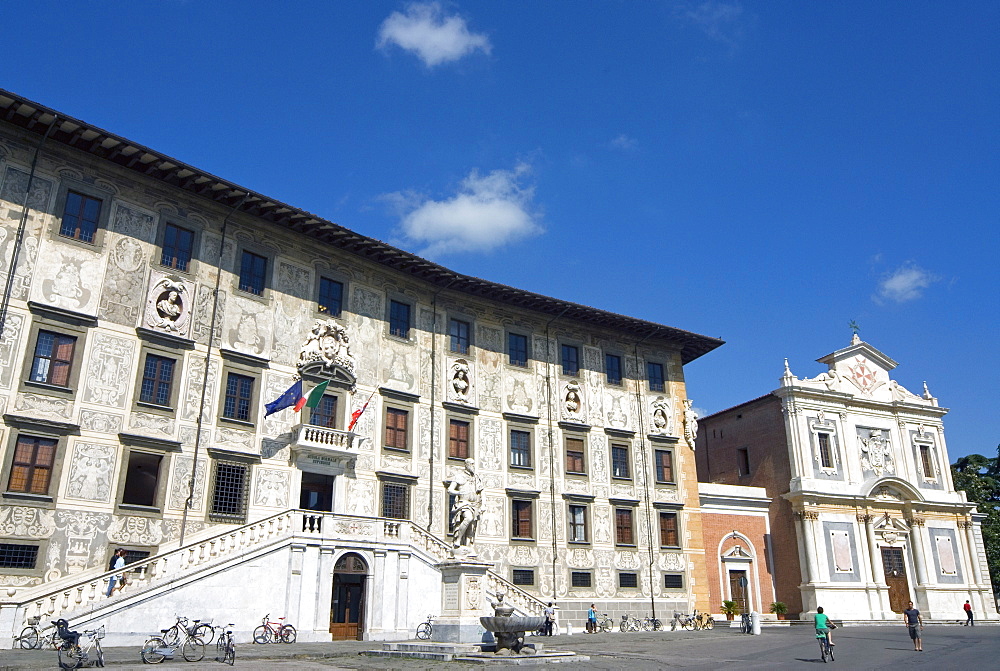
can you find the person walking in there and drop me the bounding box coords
[107,548,127,596]
[586,604,597,634]
[963,600,974,626]
[903,600,923,652]
[543,602,556,636]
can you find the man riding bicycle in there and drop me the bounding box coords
[814,606,835,647]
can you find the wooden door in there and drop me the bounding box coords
[881,547,910,613]
[330,553,367,640]
[729,570,749,614]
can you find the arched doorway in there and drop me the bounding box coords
[331,553,367,640]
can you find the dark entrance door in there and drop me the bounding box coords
[881,547,910,613]
[300,472,334,511]
[331,553,367,640]
[729,570,749,614]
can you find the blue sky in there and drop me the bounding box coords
[4,1,997,460]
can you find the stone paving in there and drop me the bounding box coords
[1,624,997,670]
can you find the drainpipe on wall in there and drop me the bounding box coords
[428,278,456,531]
[179,191,249,546]
[632,330,657,623]
[544,306,570,604]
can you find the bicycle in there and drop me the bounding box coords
[162,615,214,647]
[740,612,752,634]
[13,616,59,650]
[671,612,697,630]
[595,613,613,633]
[619,613,641,632]
[214,623,236,666]
[817,630,834,662]
[253,613,296,644]
[52,620,104,669]
[140,622,205,663]
[639,616,662,631]
[415,614,435,640]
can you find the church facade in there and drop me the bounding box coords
[0,89,723,639]
[696,335,996,621]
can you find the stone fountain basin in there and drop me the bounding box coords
[480,616,546,633]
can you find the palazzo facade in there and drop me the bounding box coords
[0,89,722,641]
[696,335,996,621]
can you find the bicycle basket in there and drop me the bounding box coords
[26,616,40,625]
[94,625,106,640]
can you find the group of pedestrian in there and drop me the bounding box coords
[815,599,975,655]
[105,548,128,597]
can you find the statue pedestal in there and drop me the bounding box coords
[432,559,491,643]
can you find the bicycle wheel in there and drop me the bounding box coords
[18,626,38,649]
[681,619,693,631]
[94,641,105,667]
[641,618,652,632]
[58,644,83,669]
[182,636,205,662]
[253,625,273,644]
[279,625,297,643]
[225,637,236,666]
[415,622,432,640]
[704,618,714,630]
[162,625,181,647]
[819,638,827,663]
[140,637,166,664]
[600,618,612,633]
[671,619,677,631]
[192,623,215,645]
[652,618,662,631]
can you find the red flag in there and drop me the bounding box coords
[348,389,377,431]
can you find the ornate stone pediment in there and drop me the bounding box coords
[297,319,356,389]
[722,544,752,559]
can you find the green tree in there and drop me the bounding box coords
[951,448,1000,596]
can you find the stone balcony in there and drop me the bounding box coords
[290,424,357,471]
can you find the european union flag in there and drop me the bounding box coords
[264,380,302,417]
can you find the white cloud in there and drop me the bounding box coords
[376,2,491,67]
[608,134,638,151]
[678,1,746,46]
[874,262,939,304]
[386,163,542,257]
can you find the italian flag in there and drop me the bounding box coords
[294,380,329,412]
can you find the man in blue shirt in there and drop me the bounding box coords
[903,601,923,652]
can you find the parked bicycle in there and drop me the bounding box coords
[619,613,641,632]
[415,614,435,640]
[140,620,205,663]
[13,616,59,650]
[253,613,296,644]
[671,611,696,630]
[640,616,663,631]
[214,623,236,666]
[161,615,214,647]
[595,613,613,633]
[740,611,752,634]
[52,620,104,669]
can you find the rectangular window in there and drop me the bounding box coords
[318,277,344,316]
[59,190,102,243]
[449,318,470,354]
[449,419,470,459]
[7,435,56,494]
[619,572,638,589]
[389,300,411,338]
[565,438,585,474]
[920,445,935,478]
[511,499,533,539]
[611,444,630,479]
[381,482,410,520]
[0,543,39,569]
[309,395,338,429]
[655,449,674,483]
[605,354,622,385]
[139,354,175,406]
[508,333,528,367]
[818,433,833,469]
[737,447,751,476]
[121,452,163,507]
[568,504,588,543]
[210,461,248,522]
[512,569,535,586]
[222,373,254,422]
[561,344,579,376]
[647,362,665,392]
[571,571,592,588]
[663,573,684,590]
[510,430,531,468]
[160,222,194,271]
[238,250,267,295]
[615,508,634,545]
[29,331,76,386]
[384,408,409,450]
[659,512,679,547]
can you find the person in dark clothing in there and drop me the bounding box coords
[543,602,556,636]
[903,601,923,652]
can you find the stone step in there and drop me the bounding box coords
[387,641,483,654]
[362,649,458,661]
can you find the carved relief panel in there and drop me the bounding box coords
[143,271,195,338]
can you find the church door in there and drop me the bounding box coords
[330,553,367,640]
[728,570,749,614]
[300,472,335,511]
[881,547,910,613]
